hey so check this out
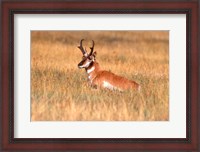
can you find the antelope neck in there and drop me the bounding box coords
[86,62,100,82]
[86,62,95,74]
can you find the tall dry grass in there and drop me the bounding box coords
[31,31,169,121]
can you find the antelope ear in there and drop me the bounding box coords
[93,51,97,57]
[90,55,95,61]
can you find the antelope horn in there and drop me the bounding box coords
[78,39,87,56]
[89,40,95,56]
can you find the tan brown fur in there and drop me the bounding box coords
[87,62,140,91]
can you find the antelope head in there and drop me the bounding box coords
[78,39,96,69]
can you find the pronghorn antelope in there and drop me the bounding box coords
[77,39,140,91]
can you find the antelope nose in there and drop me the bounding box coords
[78,63,82,69]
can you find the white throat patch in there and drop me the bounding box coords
[87,66,95,74]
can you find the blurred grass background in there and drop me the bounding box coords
[31,31,169,121]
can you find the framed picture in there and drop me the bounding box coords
[1,0,199,151]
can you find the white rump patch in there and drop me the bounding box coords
[103,81,124,91]
[87,66,95,74]
[103,81,116,90]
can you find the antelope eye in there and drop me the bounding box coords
[89,56,93,60]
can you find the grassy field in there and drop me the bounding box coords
[31,31,169,121]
